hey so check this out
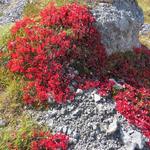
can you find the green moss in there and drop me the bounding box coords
[0,68,24,120]
[0,67,47,149]
[0,12,3,17]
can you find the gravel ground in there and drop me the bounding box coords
[27,87,149,150]
[0,0,27,25]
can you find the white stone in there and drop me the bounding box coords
[94,94,101,103]
[0,119,6,127]
[63,126,68,134]
[76,89,83,94]
[121,128,145,149]
[48,119,53,127]
[106,117,118,134]
[125,142,137,150]
[96,103,103,112]
[131,131,145,149]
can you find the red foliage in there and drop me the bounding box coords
[96,78,150,146]
[31,131,69,150]
[4,1,150,147]
[7,2,106,105]
[114,83,150,145]
[103,47,150,88]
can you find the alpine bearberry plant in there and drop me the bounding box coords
[114,83,150,142]
[102,46,150,88]
[1,0,150,148]
[31,131,69,150]
[6,2,106,105]
[7,128,69,150]
[101,47,150,145]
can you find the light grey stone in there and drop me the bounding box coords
[73,131,80,140]
[67,105,74,111]
[76,89,83,95]
[47,119,53,127]
[69,138,78,144]
[72,109,82,116]
[67,128,73,135]
[140,23,150,36]
[0,119,6,127]
[62,126,68,134]
[57,126,63,132]
[106,117,118,134]
[94,93,101,103]
[96,103,103,112]
[0,0,28,25]
[50,109,57,117]
[119,115,147,150]
[92,0,144,55]
[92,124,97,130]
[0,0,10,4]
[61,108,66,115]
[125,142,137,150]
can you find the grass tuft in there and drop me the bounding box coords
[0,115,47,150]
[137,0,150,24]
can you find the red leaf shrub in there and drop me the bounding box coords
[4,1,150,147]
[114,83,150,145]
[7,2,106,105]
[31,131,69,150]
[99,47,150,143]
[8,130,69,150]
[97,79,150,145]
[103,47,150,88]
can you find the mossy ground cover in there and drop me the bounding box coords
[0,115,47,150]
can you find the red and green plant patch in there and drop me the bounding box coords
[31,131,69,150]
[5,2,106,106]
[8,129,69,150]
[114,84,150,142]
[1,1,150,148]
[102,47,150,88]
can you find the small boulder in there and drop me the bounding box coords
[106,117,118,134]
[0,119,7,127]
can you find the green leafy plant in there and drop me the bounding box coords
[0,115,48,150]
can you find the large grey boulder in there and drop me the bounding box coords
[92,0,144,55]
[0,0,28,25]
[0,0,10,4]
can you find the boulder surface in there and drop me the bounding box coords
[92,0,144,54]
